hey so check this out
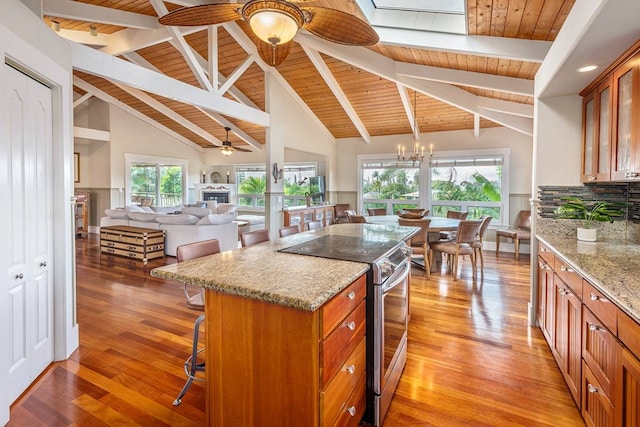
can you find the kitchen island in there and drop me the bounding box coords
[151,223,416,427]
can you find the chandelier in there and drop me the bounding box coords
[397,90,433,165]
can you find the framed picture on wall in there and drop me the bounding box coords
[74,152,80,183]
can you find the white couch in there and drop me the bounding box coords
[99,202,239,256]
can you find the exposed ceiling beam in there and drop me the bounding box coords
[208,25,219,94]
[473,114,480,137]
[373,27,551,63]
[164,0,207,6]
[54,28,109,46]
[223,22,334,142]
[113,81,222,146]
[122,51,262,151]
[296,32,533,136]
[99,26,202,56]
[395,61,534,97]
[150,0,213,92]
[73,126,110,142]
[218,55,255,96]
[396,83,419,141]
[73,92,92,109]
[73,77,203,151]
[70,41,270,127]
[477,97,534,118]
[43,0,159,30]
[302,45,371,144]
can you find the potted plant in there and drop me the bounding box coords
[554,197,626,241]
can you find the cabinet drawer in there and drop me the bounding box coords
[326,372,366,427]
[618,309,640,357]
[554,257,583,298]
[583,306,617,401]
[322,301,365,386]
[538,241,555,266]
[583,281,617,334]
[321,275,366,338]
[581,361,615,427]
[321,339,365,426]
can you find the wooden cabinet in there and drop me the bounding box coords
[537,255,555,344]
[583,360,615,427]
[205,274,366,426]
[583,306,617,401]
[616,346,640,426]
[284,205,335,230]
[611,51,640,180]
[582,77,613,182]
[75,192,88,236]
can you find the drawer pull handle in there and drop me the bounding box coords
[40,261,47,267]
[559,288,571,296]
[347,406,356,417]
[346,364,355,374]
[587,384,599,394]
[15,273,24,280]
[560,265,574,273]
[590,293,607,302]
[540,247,548,252]
[347,291,356,300]
[346,321,356,331]
[589,324,603,332]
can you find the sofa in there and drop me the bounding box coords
[99,202,239,256]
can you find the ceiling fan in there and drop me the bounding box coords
[215,127,252,156]
[158,0,379,67]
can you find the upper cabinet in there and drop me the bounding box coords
[581,40,640,182]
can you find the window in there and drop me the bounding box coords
[125,154,186,207]
[236,163,318,209]
[360,159,420,214]
[359,149,510,224]
[429,153,507,223]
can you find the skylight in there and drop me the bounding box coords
[357,0,467,35]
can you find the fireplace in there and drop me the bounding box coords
[196,184,235,203]
[202,190,229,203]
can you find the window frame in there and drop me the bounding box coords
[358,148,510,225]
[124,153,188,206]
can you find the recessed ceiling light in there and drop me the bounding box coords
[578,65,598,73]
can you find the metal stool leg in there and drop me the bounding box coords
[173,314,206,406]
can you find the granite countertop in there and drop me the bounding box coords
[151,223,416,312]
[537,234,640,323]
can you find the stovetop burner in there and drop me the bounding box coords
[279,235,397,264]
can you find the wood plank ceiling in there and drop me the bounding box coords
[45,0,575,151]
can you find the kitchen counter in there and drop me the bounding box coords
[151,223,416,311]
[537,234,640,323]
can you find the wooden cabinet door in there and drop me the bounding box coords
[611,52,640,180]
[583,307,617,401]
[583,77,613,182]
[553,275,582,406]
[537,256,555,344]
[583,361,615,427]
[616,346,640,426]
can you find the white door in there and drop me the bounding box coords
[4,64,54,403]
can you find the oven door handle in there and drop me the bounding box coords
[380,260,410,294]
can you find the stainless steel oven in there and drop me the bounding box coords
[371,256,410,426]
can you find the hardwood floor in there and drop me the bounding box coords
[8,235,584,426]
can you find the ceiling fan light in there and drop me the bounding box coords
[243,1,304,45]
[220,146,234,156]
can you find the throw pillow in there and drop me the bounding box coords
[151,205,183,214]
[141,206,155,213]
[124,205,145,212]
[196,213,236,225]
[155,214,199,225]
[217,203,238,215]
[105,208,129,219]
[204,200,218,212]
[128,212,162,222]
[185,202,206,208]
[181,206,213,218]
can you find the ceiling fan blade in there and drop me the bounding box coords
[302,7,379,46]
[234,146,253,152]
[256,39,293,67]
[158,3,243,26]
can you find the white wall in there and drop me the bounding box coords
[335,127,533,194]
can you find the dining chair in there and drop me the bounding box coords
[279,225,301,237]
[440,210,469,240]
[348,214,367,223]
[344,210,357,222]
[405,208,430,215]
[367,208,387,216]
[241,229,270,247]
[496,210,531,260]
[430,220,482,281]
[399,218,431,278]
[471,216,493,277]
[334,203,351,224]
[307,220,323,230]
[173,238,221,406]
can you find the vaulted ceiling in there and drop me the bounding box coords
[43,0,575,154]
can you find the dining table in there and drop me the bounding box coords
[366,215,461,273]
